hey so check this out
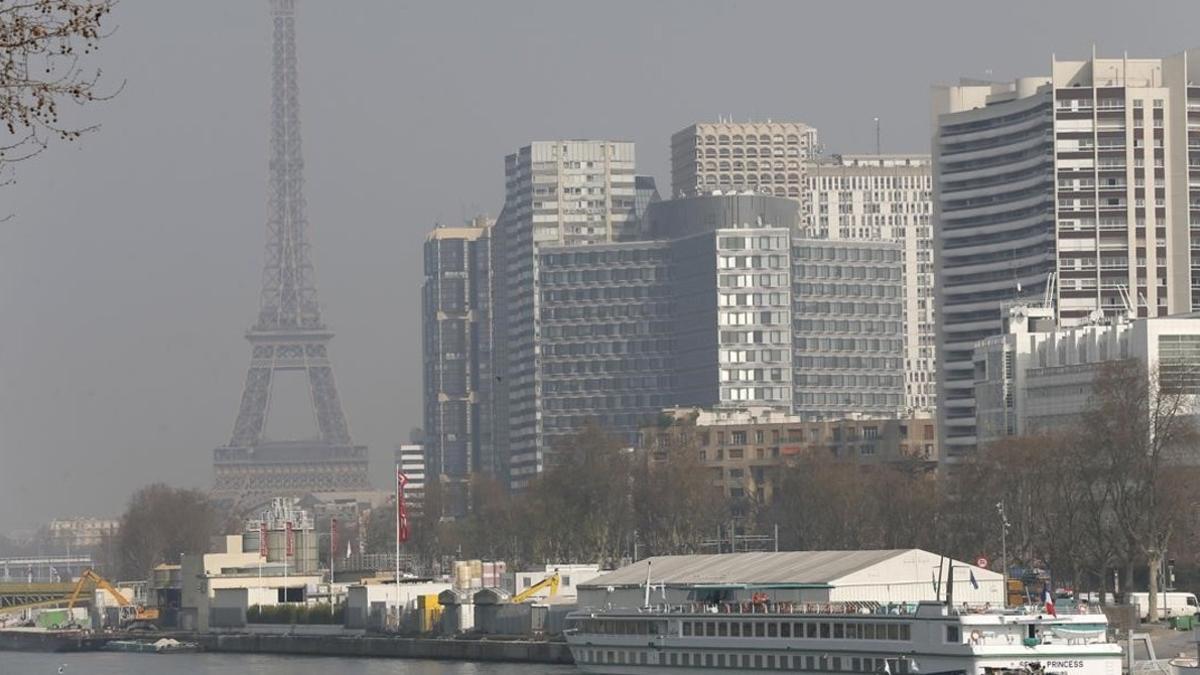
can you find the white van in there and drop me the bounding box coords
[1128,592,1199,620]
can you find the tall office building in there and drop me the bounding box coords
[493,140,639,488]
[932,50,1200,462]
[670,121,819,199]
[421,217,494,516]
[803,155,936,413]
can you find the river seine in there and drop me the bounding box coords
[0,652,578,675]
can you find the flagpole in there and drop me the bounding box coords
[395,460,401,614]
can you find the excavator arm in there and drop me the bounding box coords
[512,572,560,603]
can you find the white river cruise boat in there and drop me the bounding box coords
[565,600,1121,675]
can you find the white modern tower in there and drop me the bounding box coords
[932,49,1200,463]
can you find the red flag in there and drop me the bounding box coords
[397,467,410,544]
[285,520,295,557]
[259,521,268,558]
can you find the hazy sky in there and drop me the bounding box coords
[1,0,1197,533]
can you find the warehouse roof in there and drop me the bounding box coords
[580,550,923,589]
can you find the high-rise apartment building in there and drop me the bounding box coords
[803,155,936,413]
[792,239,906,420]
[670,121,819,199]
[647,195,799,411]
[395,444,427,513]
[538,240,676,451]
[932,50,1200,461]
[493,140,639,488]
[421,217,494,516]
[537,195,798,456]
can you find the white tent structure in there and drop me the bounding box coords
[577,549,1002,610]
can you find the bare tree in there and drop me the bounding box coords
[635,415,728,555]
[0,0,118,179]
[116,483,219,580]
[1082,360,1199,620]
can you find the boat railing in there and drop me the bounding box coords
[628,601,1105,618]
[635,601,901,616]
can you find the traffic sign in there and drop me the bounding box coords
[975,556,989,569]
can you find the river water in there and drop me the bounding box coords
[0,652,578,675]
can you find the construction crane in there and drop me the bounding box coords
[512,571,560,604]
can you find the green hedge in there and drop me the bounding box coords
[247,603,346,624]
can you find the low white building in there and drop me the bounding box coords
[343,579,451,630]
[578,550,1001,610]
[514,564,602,602]
[974,308,1200,447]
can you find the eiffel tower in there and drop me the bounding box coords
[212,0,370,510]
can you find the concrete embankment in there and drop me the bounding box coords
[195,633,574,664]
[0,629,106,653]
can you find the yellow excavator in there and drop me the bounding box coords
[68,569,159,629]
[0,568,157,629]
[512,571,560,603]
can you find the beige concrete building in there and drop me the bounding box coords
[933,49,1200,461]
[802,155,936,414]
[670,121,818,199]
[649,407,938,505]
[179,534,321,632]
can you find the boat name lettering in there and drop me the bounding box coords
[1019,660,1086,669]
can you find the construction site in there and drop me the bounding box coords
[0,495,597,657]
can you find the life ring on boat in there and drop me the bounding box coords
[970,630,982,644]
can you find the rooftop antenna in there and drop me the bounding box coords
[873,117,881,155]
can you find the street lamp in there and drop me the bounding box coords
[996,502,1010,606]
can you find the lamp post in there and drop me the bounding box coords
[997,502,1010,606]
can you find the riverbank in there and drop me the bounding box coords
[194,632,574,663]
[0,627,108,652]
[0,627,574,663]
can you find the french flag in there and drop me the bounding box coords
[1043,586,1057,617]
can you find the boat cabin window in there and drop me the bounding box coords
[689,588,736,604]
[946,624,961,643]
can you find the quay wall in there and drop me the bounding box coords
[195,633,574,663]
[0,629,105,652]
